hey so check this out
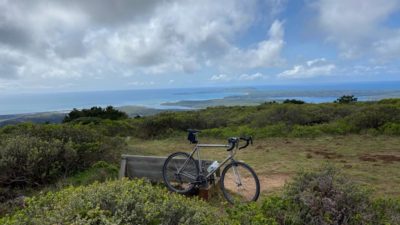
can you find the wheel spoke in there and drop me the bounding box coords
[221,162,260,204]
[163,152,199,194]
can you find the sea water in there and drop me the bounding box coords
[0,81,399,115]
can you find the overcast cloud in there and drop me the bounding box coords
[0,0,399,92]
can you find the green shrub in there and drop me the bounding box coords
[381,123,400,135]
[257,123,290,137]
[0,179,224,225]
[315,121,352,135]
[227,202,279,225]
[284,167,373,225]
[370,198,400,225]
[228,167,400,225]
[0,136,72,186]
[63,106,128,123]
[335,95,358,104]
[378,98,400,105]
[283,99,305,104]
[346,105,400,132]
[0,124,125,189]
[62,161,119,186]
[290,125,322,137]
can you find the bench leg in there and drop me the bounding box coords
[197,178,220,201]
[119,157,127,179]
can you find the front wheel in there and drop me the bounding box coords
[220,161,260,204]
[162,152,199,194]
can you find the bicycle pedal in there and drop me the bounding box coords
[196,175,207,186]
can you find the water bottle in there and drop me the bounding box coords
[207,161,219,173]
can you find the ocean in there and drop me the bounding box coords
[1,81,399,115]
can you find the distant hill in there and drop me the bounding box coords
[116,106,167,117]
[0,105,179,127]
[0,112,66,127]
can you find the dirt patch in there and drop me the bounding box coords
[359,155,378,162]
[222,173,290,199]
[359,154,400,164]
[309,149,343,159]
[343,164,352,169]
[259,174,291,191]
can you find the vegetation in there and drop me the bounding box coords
[0,123,126,208]
[226,167,400,225]
[2,168,399,225]
[90,98,400,138]
[0,179,221,225]
[1,99,399,223]
[334,95,358,104]
[283,99,305,104]
[63,106,128,123]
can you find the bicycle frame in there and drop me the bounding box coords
[177,143,237,181]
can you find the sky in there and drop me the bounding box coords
[0,0,400,93]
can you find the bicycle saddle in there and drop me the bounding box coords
[187,129,201,133]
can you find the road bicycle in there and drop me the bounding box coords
[162,129,260,204]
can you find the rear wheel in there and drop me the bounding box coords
[220,161,260,204]
[162,152,199,194]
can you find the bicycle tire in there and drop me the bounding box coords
[220,161,260,204]
[162,152,199,194]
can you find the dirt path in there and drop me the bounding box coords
[258,174,291,192]
[222,173,291,200]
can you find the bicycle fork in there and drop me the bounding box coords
[232,164,243,187]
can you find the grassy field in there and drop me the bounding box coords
[125,134,400,198]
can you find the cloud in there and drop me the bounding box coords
[127,81,155,86]
[0,47,26,79]
[210,72,265,82]
[223,20,285,69]
[373,30,400,60]
[311,0,400,59]
[278,58,336,78]
[238,73,265,80]
[210,74,231,81]
[0,0,286,91]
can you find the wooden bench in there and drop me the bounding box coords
[119,154,220,200]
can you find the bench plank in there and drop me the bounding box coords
[120,155,220,182]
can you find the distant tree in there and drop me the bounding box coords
[334,95,358,104]
[283,99,305,104]
[63,106,128,123]
[134,114,143,119]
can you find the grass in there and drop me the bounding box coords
[125,135,400,198]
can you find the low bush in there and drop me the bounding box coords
[0,136,72,186]
[0,124,125,189]
[381,122,400,135]
[346,105,400,132]
[335,95,358,104]
[228,167,400,225]
[283,99,305,104]
[227,202,279,225]
[61,161,119,186]
[40,99,400,139]
[284,167,372,225]
[63,106,128,123]
[0,179,224,225]
[290,125,322,137]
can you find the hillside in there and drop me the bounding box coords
[1,99,399,224]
